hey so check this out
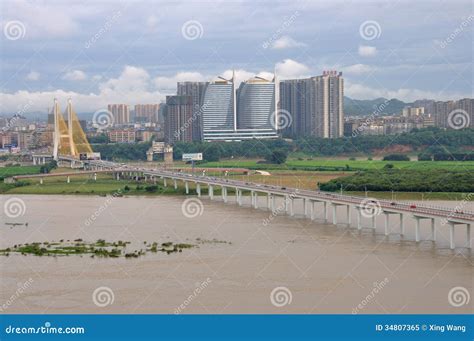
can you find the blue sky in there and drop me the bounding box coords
[0,0,472,113]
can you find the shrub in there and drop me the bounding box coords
[145,185,158,193]
[383,154,410,161]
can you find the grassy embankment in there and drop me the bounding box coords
[201,158,474,172]
[1,162,472,201]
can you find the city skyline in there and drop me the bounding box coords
[1,0,473,114]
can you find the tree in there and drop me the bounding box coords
[265,149,288,164]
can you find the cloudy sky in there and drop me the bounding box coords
[0,0,472,114]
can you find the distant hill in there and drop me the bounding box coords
[344,97,409,116]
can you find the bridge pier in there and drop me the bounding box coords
[304,198,309,218]
[430,218,436,241]
[174,179,177,190]
[237,189,242,206]
[310,200,315,220]
[413,215,433,243]
[271,194,276,213]
[40,178,43,185]
[253,191,258,209]
[346,205,352,227]
[209,185,214,199]
[222,186,227,203]
[399,213,404,235]
[185,181,189,194]
[382,211,401,236]
[267,193,271,210]
[93,173,97,181]
[448,222,455,249]
[467,224,472,249]
[163,178,167,187]
[289,197,294,216]
[332,203,337,225]
[331,203,347,225]
[196,183,201,197]
[67,176,70,183]
[284,195,289,214]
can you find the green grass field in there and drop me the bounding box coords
[201,159,474,171]
[1,178,184,195]
[0,165,42,179]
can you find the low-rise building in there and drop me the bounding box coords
[108,129,136,143]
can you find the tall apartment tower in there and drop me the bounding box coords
[280,71,344,138]
[177,81,209,141]
[134,104,160,123]
[164,95,194,144]
[107,104,130,125]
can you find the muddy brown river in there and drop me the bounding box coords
[0,195,472,314]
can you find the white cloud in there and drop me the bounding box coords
[62,70,87,81]
[271,35,306,49]
[343,81,469,102]
[154,72,206,90]
[2,61,471,114]
[4,0,80,38]
[275,59,310,79]
[26,71,40,81]
[342,64,376,75]
[358,45,377,57]
[1,66,164,114]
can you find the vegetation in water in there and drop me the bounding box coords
[0,239,202,258]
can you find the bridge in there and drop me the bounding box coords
[26,98,473,251]
[64,158,472,251]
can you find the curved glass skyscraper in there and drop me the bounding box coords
[237,77,275,130]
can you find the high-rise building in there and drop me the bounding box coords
[237,76,275,130]
[177,82,208,141]
[199,73,278,141]
[107,104,130,125]
[134,104,160,123]
[280,71,344,138]
[164,95,194,143]
[201,76,236,140]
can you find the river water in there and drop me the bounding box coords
[0,195,472,314]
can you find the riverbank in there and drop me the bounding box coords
[0,177,469,200]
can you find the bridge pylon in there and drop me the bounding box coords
[52,98,92,160]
